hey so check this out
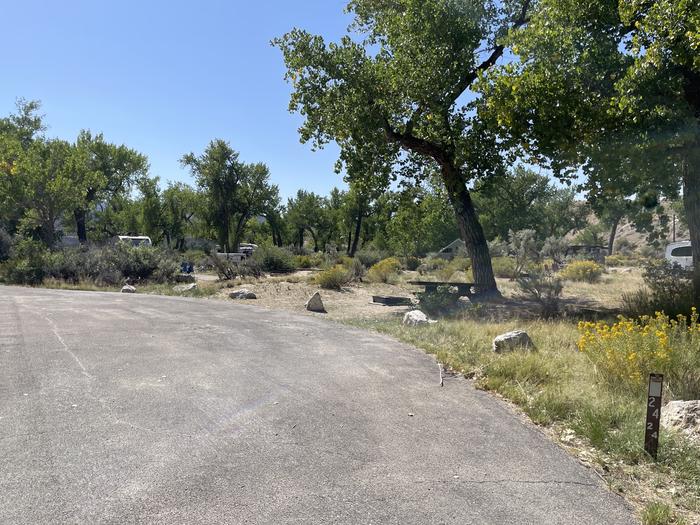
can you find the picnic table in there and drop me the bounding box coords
[408,280,475,297]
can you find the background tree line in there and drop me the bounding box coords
[2,99,627,262]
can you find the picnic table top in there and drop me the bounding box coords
[407,280,475,287]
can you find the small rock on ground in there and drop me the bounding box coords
[305,292,326,313]
[121,285,136,294]
[229,289,257,300]
[493,330,535,353]
[403,310,429,326]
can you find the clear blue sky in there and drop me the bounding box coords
[0,0,352,200]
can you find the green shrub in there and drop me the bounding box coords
[108,244,179,283]
[436,257,472,281]
[417,257,448,275]
[367,257,402,284]
[337,255,354,268]
[605,254,639,267]
[402,256,422,271]
[640,502,673,525]
[4,239,48,284]
[416,286,465,317]
[516,271,564,318]
[294,252,325,268]
[252,245,295,273]
[622,262,694,318]
[44,244,179,285]
[488,237,509,257]
[491,256,518,278]
[559,260,603,283]
[294,255,314,269]
[316,265,351,290]
[356,248,384,268]
[343,256,366,282]
[211,256,262,281]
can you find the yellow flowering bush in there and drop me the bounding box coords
[578,309,700,398]
[367,257,402,284]
[559,260,604,283]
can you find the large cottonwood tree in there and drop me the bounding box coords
[181,140,278,252]
[483,0,700,300]
[71,131,148,243]
[275,0,532,295]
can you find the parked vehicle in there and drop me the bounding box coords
[239,243,258,257]
[665,241,693,269]
[117,235,152,247]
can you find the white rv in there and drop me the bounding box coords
[117,235,152,247]
[665,241,693,269]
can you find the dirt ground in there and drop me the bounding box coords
[198,267,645,322]
[211,272,415,321]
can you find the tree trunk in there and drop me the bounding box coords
[309,229,319,252]
[441,164,499,296]
[40,216,56,248]
[682,153,700,305]
[74,208,88,244]
[349,208,363,257]
[219,222,229,254]
[232,213,249,253]
[607,216,621,256]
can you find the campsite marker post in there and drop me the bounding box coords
[644,374,663,460]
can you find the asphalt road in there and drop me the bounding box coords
[0,286,637,524]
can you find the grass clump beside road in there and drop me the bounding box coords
[41,277,223,298]
[351,316,700,524]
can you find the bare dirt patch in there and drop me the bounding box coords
[215,274,416,321]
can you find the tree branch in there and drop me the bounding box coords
[447,0,531,105]
[382,116,452,167]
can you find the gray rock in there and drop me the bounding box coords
[403,310,429,326]
[661,400,700,442]
[493,330,535,353]
[121,284,136,294]
[229,289,257,300]
[305,291,326,313]
[173,283,198,293]
[458,296,472,306]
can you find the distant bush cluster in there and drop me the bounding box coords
[2,241,180,286]
[251,245,295,273]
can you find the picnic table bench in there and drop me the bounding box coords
[408,280,476,297]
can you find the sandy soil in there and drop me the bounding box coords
[213,274,416,321]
